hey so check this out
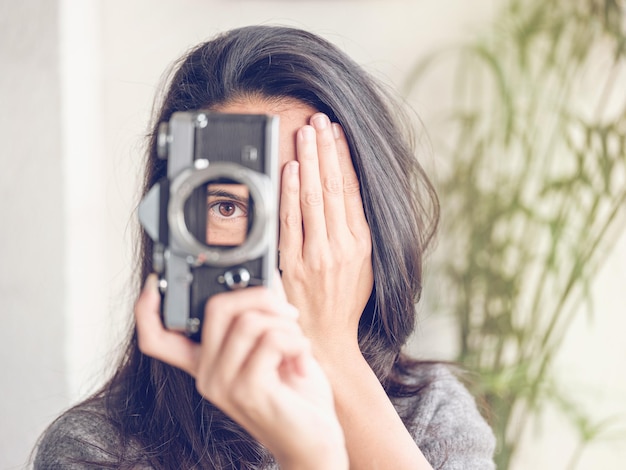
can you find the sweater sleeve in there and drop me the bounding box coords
[396,364,496,470]
[33,404,129,469]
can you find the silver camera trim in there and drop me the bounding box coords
[168,161,273,267]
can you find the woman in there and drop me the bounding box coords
[35,25,495,469]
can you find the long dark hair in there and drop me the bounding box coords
[93,25,438,468]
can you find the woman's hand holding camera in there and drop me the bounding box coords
[134,276,348,469]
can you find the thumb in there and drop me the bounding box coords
[135,274,200,377]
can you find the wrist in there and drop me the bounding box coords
[275,428,349,470]
[315,343,371,385]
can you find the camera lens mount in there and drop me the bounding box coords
[168,161,274,267]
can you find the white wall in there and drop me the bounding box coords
[0,1,67,468]
[2,0,624,469]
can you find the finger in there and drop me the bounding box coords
[311,113,348,239]
[134,274,199,376]
[205,312,301,394]
[296,124,328,248]
[278,161,303,263]
[333,123,370,236]
[239,328,312,389]
[200,288,298,369]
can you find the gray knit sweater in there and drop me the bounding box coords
[34,364,495,469]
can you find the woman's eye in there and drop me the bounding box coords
[208,201,247,219]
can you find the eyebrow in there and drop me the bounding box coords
[206,189,249,205]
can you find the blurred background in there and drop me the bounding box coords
[1,0,625,468]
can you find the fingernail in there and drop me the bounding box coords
[287,161,299,174]
[145,273,158,292]
[299,125,315,142]
[332,122,342,139]
[312,113,328,130]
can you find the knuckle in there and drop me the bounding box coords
[233,312,260,336]
[285,265,307,283]
[309,253,335,272]
[195,372,218,400]
[323,176,343,195]
[199,384,223,406]
[302,190,323,207]
[231,380,256,410]
[253,287,273,306]
[335,235,370,263]
[357,231,372,250]
[205,292,223,312]
[281,210,301,228]
[259,330,282,349]
[352,241,372,262]
[343,176,361,195]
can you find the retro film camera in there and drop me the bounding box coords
[138,111,279,341]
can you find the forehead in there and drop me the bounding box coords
[212,96,317,126]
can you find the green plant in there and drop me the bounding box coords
[404,0,626,468]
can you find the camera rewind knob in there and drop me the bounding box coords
[156,122,170,159]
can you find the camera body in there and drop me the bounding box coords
[138,111,279,341]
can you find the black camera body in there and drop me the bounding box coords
[138,111,279,341]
